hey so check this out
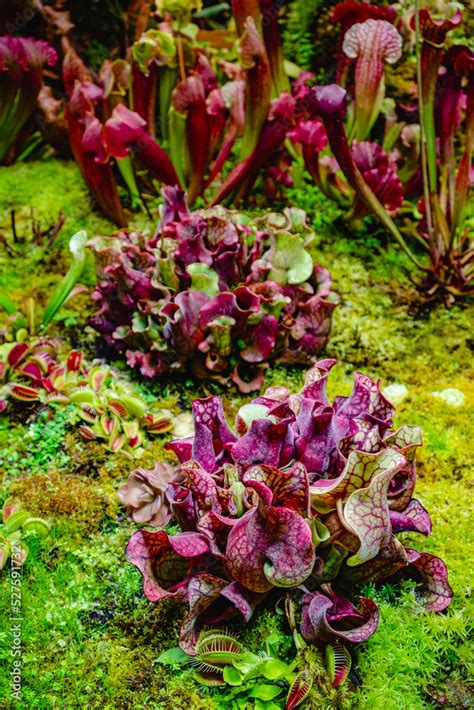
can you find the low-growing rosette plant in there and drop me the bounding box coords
[124,359,452,661]
[88,187,339,392]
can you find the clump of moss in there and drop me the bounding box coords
[9,470,119,533]
[154,673,218,710]
[0,406,74,482]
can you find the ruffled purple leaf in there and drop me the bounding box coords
[301,589,379,644]
[190,396,236,473]
[125,529,210,601]
[179,574,229,654]
[225,481,315,592]
[390,499,432,536]
[404,549,453,612]
[343,448,406,566]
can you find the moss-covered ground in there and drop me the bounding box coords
[0,160,472,709]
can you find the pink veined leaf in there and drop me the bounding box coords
[125,529,209,602]
[241,462,310,515]
[189,395,236,473]
[310,447,405,512]
[178,574,232,655]
[225,478,315,593]
[333,1,397,81]
[343,447,407,566]
[389,499,432,536]
[220,580,265,621]
[342,19,402,140]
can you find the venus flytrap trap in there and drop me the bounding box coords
[0,498,51,571]
[0,229,173,456]
[0,345,173,458]
[157,628,315,708]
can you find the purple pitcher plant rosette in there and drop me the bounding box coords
[88,187,339,392]
[124,360,452,654]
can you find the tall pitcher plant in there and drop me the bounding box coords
[299,1,472,303]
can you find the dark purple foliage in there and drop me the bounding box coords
[124,360,452,653]
[88,187,339,390]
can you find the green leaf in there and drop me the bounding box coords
[2,498,22,523]
[187,263,220,296]
[156,647,189,665]
[267,231,313,286]
[155,256,179,290]
[311,517,330,546]
[223,666,244,686]
[254,700,281,710]
[233,651,265,677]
[0,537,11,570]
[168,108,187,185]
[4,510,30,534]
[0,289,18,315]
[248,684,282,700]
[42,230,88,327]
[261,659,291,680]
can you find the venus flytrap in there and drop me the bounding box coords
[0,345,172,457]
[0,498,51,572]
[158,628,313,707]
